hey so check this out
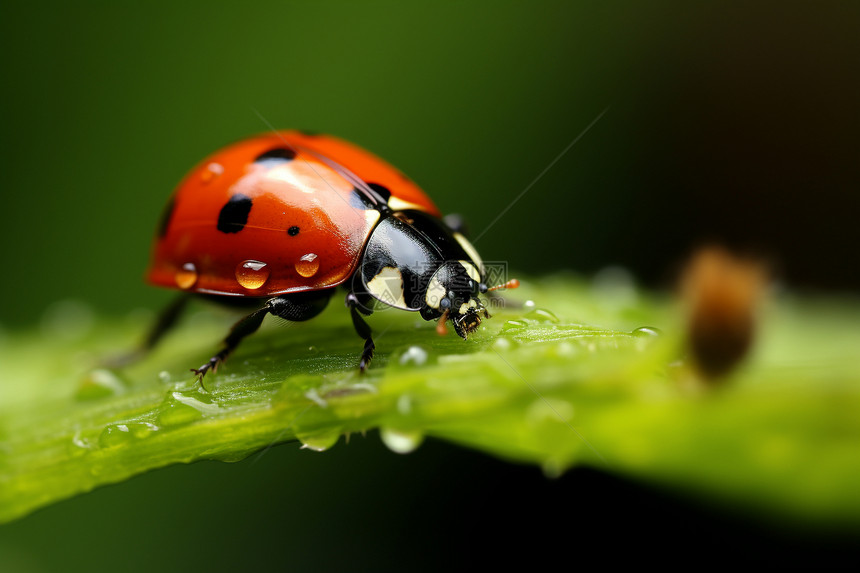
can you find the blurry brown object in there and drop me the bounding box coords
[681,246,767,380]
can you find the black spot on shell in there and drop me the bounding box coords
[254,148,297,166]
[157,196,176,238]
[288,226,300,236]
[217,194,253,234]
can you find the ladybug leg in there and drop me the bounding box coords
[345,292,375,372]
[192,305,272,382]
[194,290,333,384]
[105,294,191,367]
[143,294,192,353]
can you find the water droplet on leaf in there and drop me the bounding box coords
[157,389,219,426]
[68,432,94,456]
[398,345,428,366]
[632,326,661,338]
[98,422,158,448]
[525,308,559,323]
[397,394,412,415]
[99,424,130,448]
[501,319,527,333]
[76,368,125,400]
[380,427,424,454]
[296,428,341,452]
[541,459,565,479]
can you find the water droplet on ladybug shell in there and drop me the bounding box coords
[235,260,270,290]
[175,263,198,289]
[200,162,224,184]
[295,253,319,278]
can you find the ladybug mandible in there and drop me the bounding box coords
[143,131,517,380]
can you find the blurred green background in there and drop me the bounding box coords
[1,1,859,569]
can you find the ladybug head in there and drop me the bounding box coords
[360,213,514,339]
[420,261,490,339]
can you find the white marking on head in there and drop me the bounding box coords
[454,233,484,275]
[458,302,470,315]
[388,197,426,211]
[425,273,447,309]
[458,260,481,283]
[364,210,381,226]
[367,267,407,308]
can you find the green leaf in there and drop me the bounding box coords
[1,276,859,526]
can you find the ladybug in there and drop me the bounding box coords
[143,131,517,380]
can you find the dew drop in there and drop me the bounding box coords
[632,326,661,338]
[492,337,515,351]
[157,389,219,427]
[399,345,428,366]
[68,432,94,456]
[501,319,528,333]
[128,422,159,438]
[556,341,575,356]
[523,299,536,310]
[200,162,224,183]
[235,260,270,290]
[296,428,341,452]
[525,308,560,323]
[304,388,328,408]
[295,253,320,277]
[72,432,91,450]
[380,427,425,454]
[99,422,159,448]
[397,394,412,415]
[175,262,199,290]
[99,423,131,448]
[76,368,125,400]
[541,459,565,479]
[632,326,662,351]
[158,401,201,426]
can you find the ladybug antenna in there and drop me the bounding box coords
[486,278,520,292]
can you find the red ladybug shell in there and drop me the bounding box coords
[147,131,440,297]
